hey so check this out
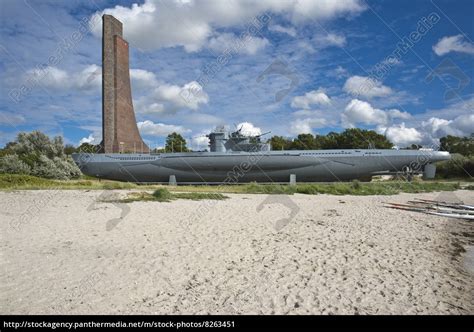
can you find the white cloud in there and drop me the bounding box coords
[381,57,402,66]
[332,66,348,79]
[373,113,473,147]
[343,75,393,98]
[450,114,474,134]
[433,35,474,56]
[190,130,211,150]
[207,33,269,55]
[314,32,346,47]
[75,65,102,90]
[419,96,474,121]
[136,102,165,115]
[27,66,69,90]
[78,126,102,146]
[291,89,331,109]
[342,99,410,127]
[26,65,164,94]
[130,68,159,88]
[422,114,474,138]
[135,80,209,114]
[342,99,388,126]
[388,109,411,120]
[0,113,26,126]
[137,120,191,137]
[289,118,327,135]
[377,123,423,146]
[371,103,474,146]
[236,122,262,136]
[297,40,316,53]
[28,64,209,115]
[26,65,102,91]
[90,0,366,52]
[79,134,98,145]
[268,24,297,37]
[156,81,209,110]
[291,0,366,22]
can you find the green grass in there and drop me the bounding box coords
[239,181,461,195]
[0,174,55,189]
[121,188,228,203]
[0,173,466,196]
[173,192,228,200]
[0,174,157,190]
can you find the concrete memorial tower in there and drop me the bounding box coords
[100,14,149,153]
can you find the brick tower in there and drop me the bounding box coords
[100,14,149,153]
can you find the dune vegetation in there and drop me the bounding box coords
[0,174,466,197]
[120,188,228,202]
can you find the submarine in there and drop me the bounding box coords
[72,126,451,184]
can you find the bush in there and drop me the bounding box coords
[0,131,81,180]
[351,179,361,190]
[29,155,81,180]
[436,154,474,179]
[152,188,174,201]
[0,154,31,175]
[54,156,82,179]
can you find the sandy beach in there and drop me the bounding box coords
[1,189,473,315]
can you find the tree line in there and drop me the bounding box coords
[269,128,394,150]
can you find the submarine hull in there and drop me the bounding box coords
[72,149,450,183]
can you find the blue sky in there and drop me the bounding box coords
[1,0,473,150]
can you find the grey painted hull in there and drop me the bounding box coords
[72,149,450,183]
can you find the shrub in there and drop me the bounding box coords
[0,154,31,175]
[1,131,81,180]
[31,155,62,179]
[151,188,173,201]
[351,179,361,190]
[54,156,82,179]
[436,154,474,179]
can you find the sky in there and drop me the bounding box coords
[0,0,473,150]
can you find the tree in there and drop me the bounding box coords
[77,142,100,153]
[269,136,291,150]
[279,129,393,150]
[290,133,319,150]
[439,134,474,156]
[165,132,189,152]
[336,129,393,149]
[64,144,77,155]
[318,132,339,149]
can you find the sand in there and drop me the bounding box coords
[0,189,473,315]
